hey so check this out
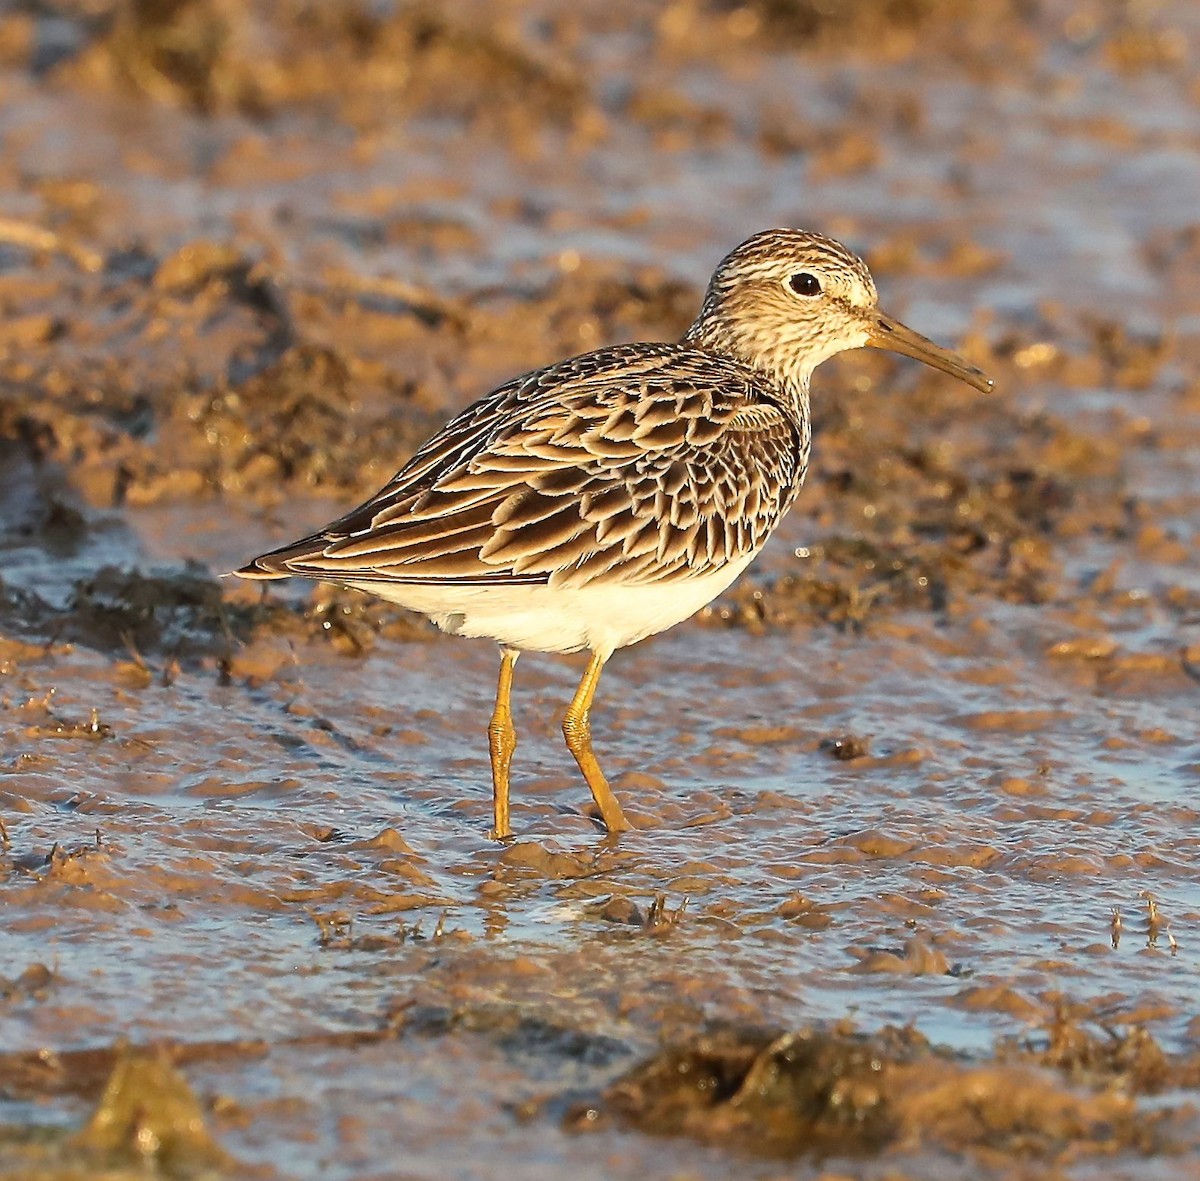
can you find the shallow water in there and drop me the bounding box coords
[2,1,1200,1177]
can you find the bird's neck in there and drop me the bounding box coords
[683,314,812,420]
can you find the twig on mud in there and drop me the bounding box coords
[645,893,688,931]
[0,216,104,273]
[312,266,470,330]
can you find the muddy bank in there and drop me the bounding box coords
[3,1000,1198,1177]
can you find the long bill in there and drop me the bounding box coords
[867,311,993,394]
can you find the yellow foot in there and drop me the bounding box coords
[487,647,519,841]
[562,652,630,836]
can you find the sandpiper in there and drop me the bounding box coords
[236,230,992,838]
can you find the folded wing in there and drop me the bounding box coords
[236,344,804,590]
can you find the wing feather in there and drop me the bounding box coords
[237,343,807,589]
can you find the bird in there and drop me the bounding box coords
[235,229,992,839]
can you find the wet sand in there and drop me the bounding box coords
[2,1,1200,1177]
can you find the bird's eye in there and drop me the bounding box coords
[788,272,822,297]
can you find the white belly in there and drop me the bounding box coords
[347,552,756,657]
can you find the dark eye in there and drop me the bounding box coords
[788,272,822,297]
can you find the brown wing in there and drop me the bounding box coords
[237,344,806,590]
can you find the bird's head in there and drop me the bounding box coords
[686,228,993,395]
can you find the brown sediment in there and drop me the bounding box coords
[1,1004,1196,1174]
[73,1049,231,1173]
[578,1010,1200,1162]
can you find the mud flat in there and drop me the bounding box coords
[1,1,1199,1177]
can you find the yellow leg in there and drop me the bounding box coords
[487,648,519,840]
[562,652,630,835]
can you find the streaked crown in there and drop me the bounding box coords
[684,229,879,393]
[685,228,993,399]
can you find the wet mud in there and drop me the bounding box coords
[2,0,1200,1177]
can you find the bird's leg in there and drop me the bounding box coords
[562,652,630,835]
[487,647,519,840]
